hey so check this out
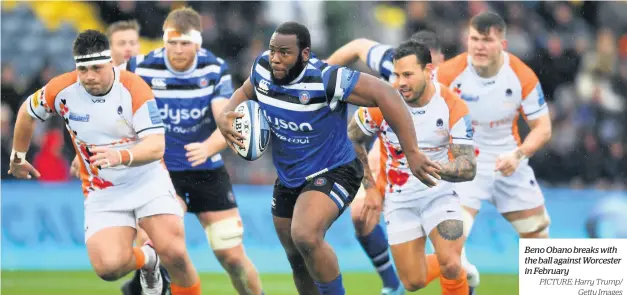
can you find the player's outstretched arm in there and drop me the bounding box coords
[348,113,385,227]
[325,38,379,66]
[439,144,477,182]
[8,101,42,179]
[348,116,377,189]
[215,78,255,149]
[347,73,441,187]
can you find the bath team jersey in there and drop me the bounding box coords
[249,51,361,188]
[26,67,167,196]
[126,48,234,171]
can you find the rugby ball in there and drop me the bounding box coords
[232,100,271,161]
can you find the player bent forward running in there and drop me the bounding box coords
[349,40,475,295]
[216,22,441,295]
[8,30,202,295]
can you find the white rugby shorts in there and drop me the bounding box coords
[383,190,463,245]
[83,167,183,242]
[456,162,545,213]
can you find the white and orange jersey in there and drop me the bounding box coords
[354,83,473,201]
[435,52,548,173]
[26,67,166,196]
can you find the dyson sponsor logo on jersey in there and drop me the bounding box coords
[160,103,210,124]
[263,110,313,132]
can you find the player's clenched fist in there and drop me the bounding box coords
[406,151,441,187]
[216,111,246,149]
[495,148,526,177]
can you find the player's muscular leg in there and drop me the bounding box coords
[273,216,320,295]
[430,220,465,279]
[86,227,138,281]
[136,197,187,246]
[429,219,469,295]
[503,205,550,238]
[290,190,341,283]
[389,237,428,291]
[197,208,263,295]
[139,214,199,287]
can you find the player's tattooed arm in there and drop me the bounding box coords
[348,118,376,189]
[438,144,476,182]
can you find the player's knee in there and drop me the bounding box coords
[400,275,427,292]
[291,227,323,255]
[92,256,126,281]
[205,217,244,251]
[511,210,551,238]
[439,258,463,280]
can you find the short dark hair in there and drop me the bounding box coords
[470,11,506,36]
[106,19,141,38]
[410,30,441,51]
[275,22,311,51]
[73,29,109,56]
[393,40,432,67]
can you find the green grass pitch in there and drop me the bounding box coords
[2,271,518,294]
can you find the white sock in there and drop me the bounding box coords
[140,245,157,270]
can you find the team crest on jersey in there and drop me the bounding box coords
[299,91,310,104]
[198,77,209,88]
[314,177,327,186]
[505,89,513,97]
[436,118,444,128]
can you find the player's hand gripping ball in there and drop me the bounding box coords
[232,101,271,161]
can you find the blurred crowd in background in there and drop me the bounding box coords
[2,1,626,190]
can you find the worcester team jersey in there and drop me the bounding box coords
[126,48,234,171]
[435,52,548,174]
[26,67,166,196]
[249,51,360,188]
[355,83,473,201]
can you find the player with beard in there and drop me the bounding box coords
[121,7,265,295]
[435,12,552,274]
[350,40,474,295]
[216,22,441,295]
[326,30,479,294]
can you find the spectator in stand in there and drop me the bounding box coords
[33,128,69,182]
